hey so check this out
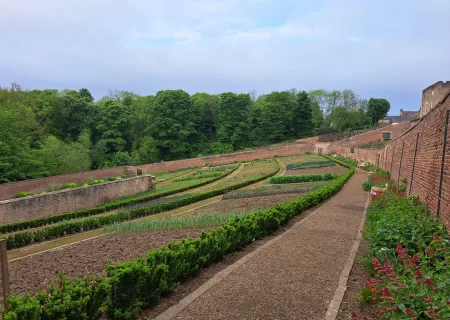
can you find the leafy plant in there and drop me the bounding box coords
[269,173,338,184]
[362,179,373,192]
[16,191,30,198]
[63,182,78,189]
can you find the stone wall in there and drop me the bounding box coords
[0,166,127,201]
[420,81,450,118]
[0,175,155,224]
[380,91,450,228]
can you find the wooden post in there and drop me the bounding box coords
[0,239,10,310]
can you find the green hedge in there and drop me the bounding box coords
[269,173,337,184]
[4,163,278,250]
[2,157,354,320]
[0,165,240,235]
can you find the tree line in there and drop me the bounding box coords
[0,83,390,183]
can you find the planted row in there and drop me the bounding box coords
[4,162,278,250]
[0,165,239,235]
[350,192,450,320]
[2,158,354,320]
[269,172,337,184]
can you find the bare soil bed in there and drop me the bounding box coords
[285,165,348,176]
[337,239,377,319]
[6,229,205,297]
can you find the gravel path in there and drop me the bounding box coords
[164,169,368,320]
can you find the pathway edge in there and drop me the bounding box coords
[325,193,370,320]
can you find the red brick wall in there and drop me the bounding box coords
[380,92,450,228]
[0,142,316,201]
[139,143,316,172]
[330,145,380,166]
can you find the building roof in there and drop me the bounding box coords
[381,111,419,123]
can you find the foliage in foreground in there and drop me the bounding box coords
[2,159,354,319]
[350,192,450,320]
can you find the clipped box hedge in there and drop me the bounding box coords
[268,172,337,184]
[2,157,354,320]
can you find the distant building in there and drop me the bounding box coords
[378,109,419,128]
[420,81,450,118]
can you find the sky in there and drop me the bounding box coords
[1,0,449,115]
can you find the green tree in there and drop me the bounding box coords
[38,135,91,175]
[293,91,312,137]
[131,136,159,164]
[367,98,391,125]
[258,91,296,142]
[148,90,197,160]
[95,100,131,154]
[217,93,251,149]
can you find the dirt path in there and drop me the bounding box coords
[153,169,368,320]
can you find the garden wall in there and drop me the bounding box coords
[0,166,127,201]
[330,145,380,166]
[0,175,156,224]
[379,91,450,228]
[139,142,316,172]
[0,142,316,201]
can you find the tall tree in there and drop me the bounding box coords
[367,98,391,125]
[293,91,313,137]
[148,90,197,160]
[259,91,296,142]
[217,93,251,150]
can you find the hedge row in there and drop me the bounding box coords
[4,162,278,250]
[2,158,354,320]
[268,172,337,184]
[0,164,240,235]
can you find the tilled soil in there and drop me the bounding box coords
[6,229,204,297]
[285,165,348,176]
[337,240,378,319]
[163,170,368,320]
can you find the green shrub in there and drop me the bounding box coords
[269,173,337,184]
[362,179,373,192]
[81,182,89,187]
[107,177,117,181]
[286,160,336,170]
[16,191,30,198]
[63,182,78,189]
[40,191,47,195]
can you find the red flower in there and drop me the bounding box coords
[424,278,434,286]
[414,270,423,279]
[405,308,413,315]
[424,297,433,303]
[351,311,358,320]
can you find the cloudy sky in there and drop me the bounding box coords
[1,0,449,114]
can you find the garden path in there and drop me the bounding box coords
[152,169,368,320]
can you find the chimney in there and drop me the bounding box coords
[400,108,404,116]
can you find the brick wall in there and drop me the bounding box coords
[330,145,380,166]
[420,81,450,118]
[0,142,316,201]
[380,91,450,228]
[0,175,156,224]
[139,142,316,172]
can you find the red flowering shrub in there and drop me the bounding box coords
[351,192,450,319]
